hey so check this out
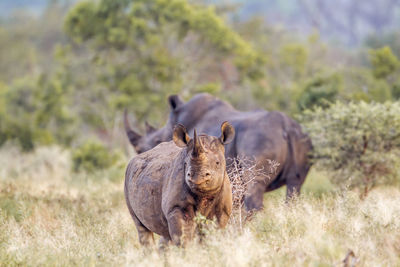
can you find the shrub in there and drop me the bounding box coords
[71,141,120,173]
[297,73,342,110]
[342,69,392,102]
[0,76,75,151]
[300,101,400,197]
[392,78,400,100]
[369,46,399,79]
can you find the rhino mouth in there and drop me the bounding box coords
[187,182,221,196]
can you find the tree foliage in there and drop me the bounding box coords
[369,46,399,79]
[0,74,75,151]
[297,73,341,110]
[72,140,120,173]
[63,0,264,124]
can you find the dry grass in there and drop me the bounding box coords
[1,146,400,266]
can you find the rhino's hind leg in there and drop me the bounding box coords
[244,179,266,211]
[131,212,155,247]
[286,182,302,201]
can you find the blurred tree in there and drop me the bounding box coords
[365,31,400,58]
[0,74,75,151]
[368,46,400,101]
[369,46,400,79]
[64,0,264,127]
[0,2,69,83]
[297,73,341,110]
[392,79,400,100]
[341,69,392,103]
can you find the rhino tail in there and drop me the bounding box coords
[284,129,301,179]
[284,127,312,180]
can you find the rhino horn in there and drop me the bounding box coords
[192,129,205,157]
[124,109,142,146]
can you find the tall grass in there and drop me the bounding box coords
[0,146,399,266]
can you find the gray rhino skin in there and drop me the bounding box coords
[124,93,312,211]
[124,122,235,247]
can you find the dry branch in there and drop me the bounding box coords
[227,157,279,230]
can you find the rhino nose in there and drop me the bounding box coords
[188,175,211,186]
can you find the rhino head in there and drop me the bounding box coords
[173,122,235,195]
[123,110,171,154]
[124,95,184,154]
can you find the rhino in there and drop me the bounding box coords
[124,122,235,247]
[124,93,312,211]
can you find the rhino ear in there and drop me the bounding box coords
[145,121,157,134]
[173,124,191,148]
[219,121,235,145]
[168,95,184,111]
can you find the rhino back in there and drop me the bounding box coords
[174,93,236,132]
[185,109,288,163]
[125,142,182,237]
[232,112,288,159]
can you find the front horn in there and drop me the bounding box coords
[192,129,204,157]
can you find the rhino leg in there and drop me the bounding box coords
[244,179,266,211]
[158,236,171,250]
[131,212,155,247]
[167,208,195,246]
[216,207,231,228]
[286,182,302,201]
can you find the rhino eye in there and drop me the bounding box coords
[187,172,191,177]
[206,173,210,176]
[216,161,220,165]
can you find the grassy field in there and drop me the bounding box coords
[1,146,399,266]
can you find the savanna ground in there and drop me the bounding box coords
[1,145,399,266]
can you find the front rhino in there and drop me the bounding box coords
[124,122,235,247]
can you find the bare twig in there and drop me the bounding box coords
[227,157,279,230]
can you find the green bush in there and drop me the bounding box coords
[369,46,399,79]
[71,141,120,173]
[297,73,342,110]
[300,101,400,196]
[342,69,392,102]
[0,75,75,151]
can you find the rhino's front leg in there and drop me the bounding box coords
[217,181,232,228]
[166,207,195,246]
[217,211,230,228]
